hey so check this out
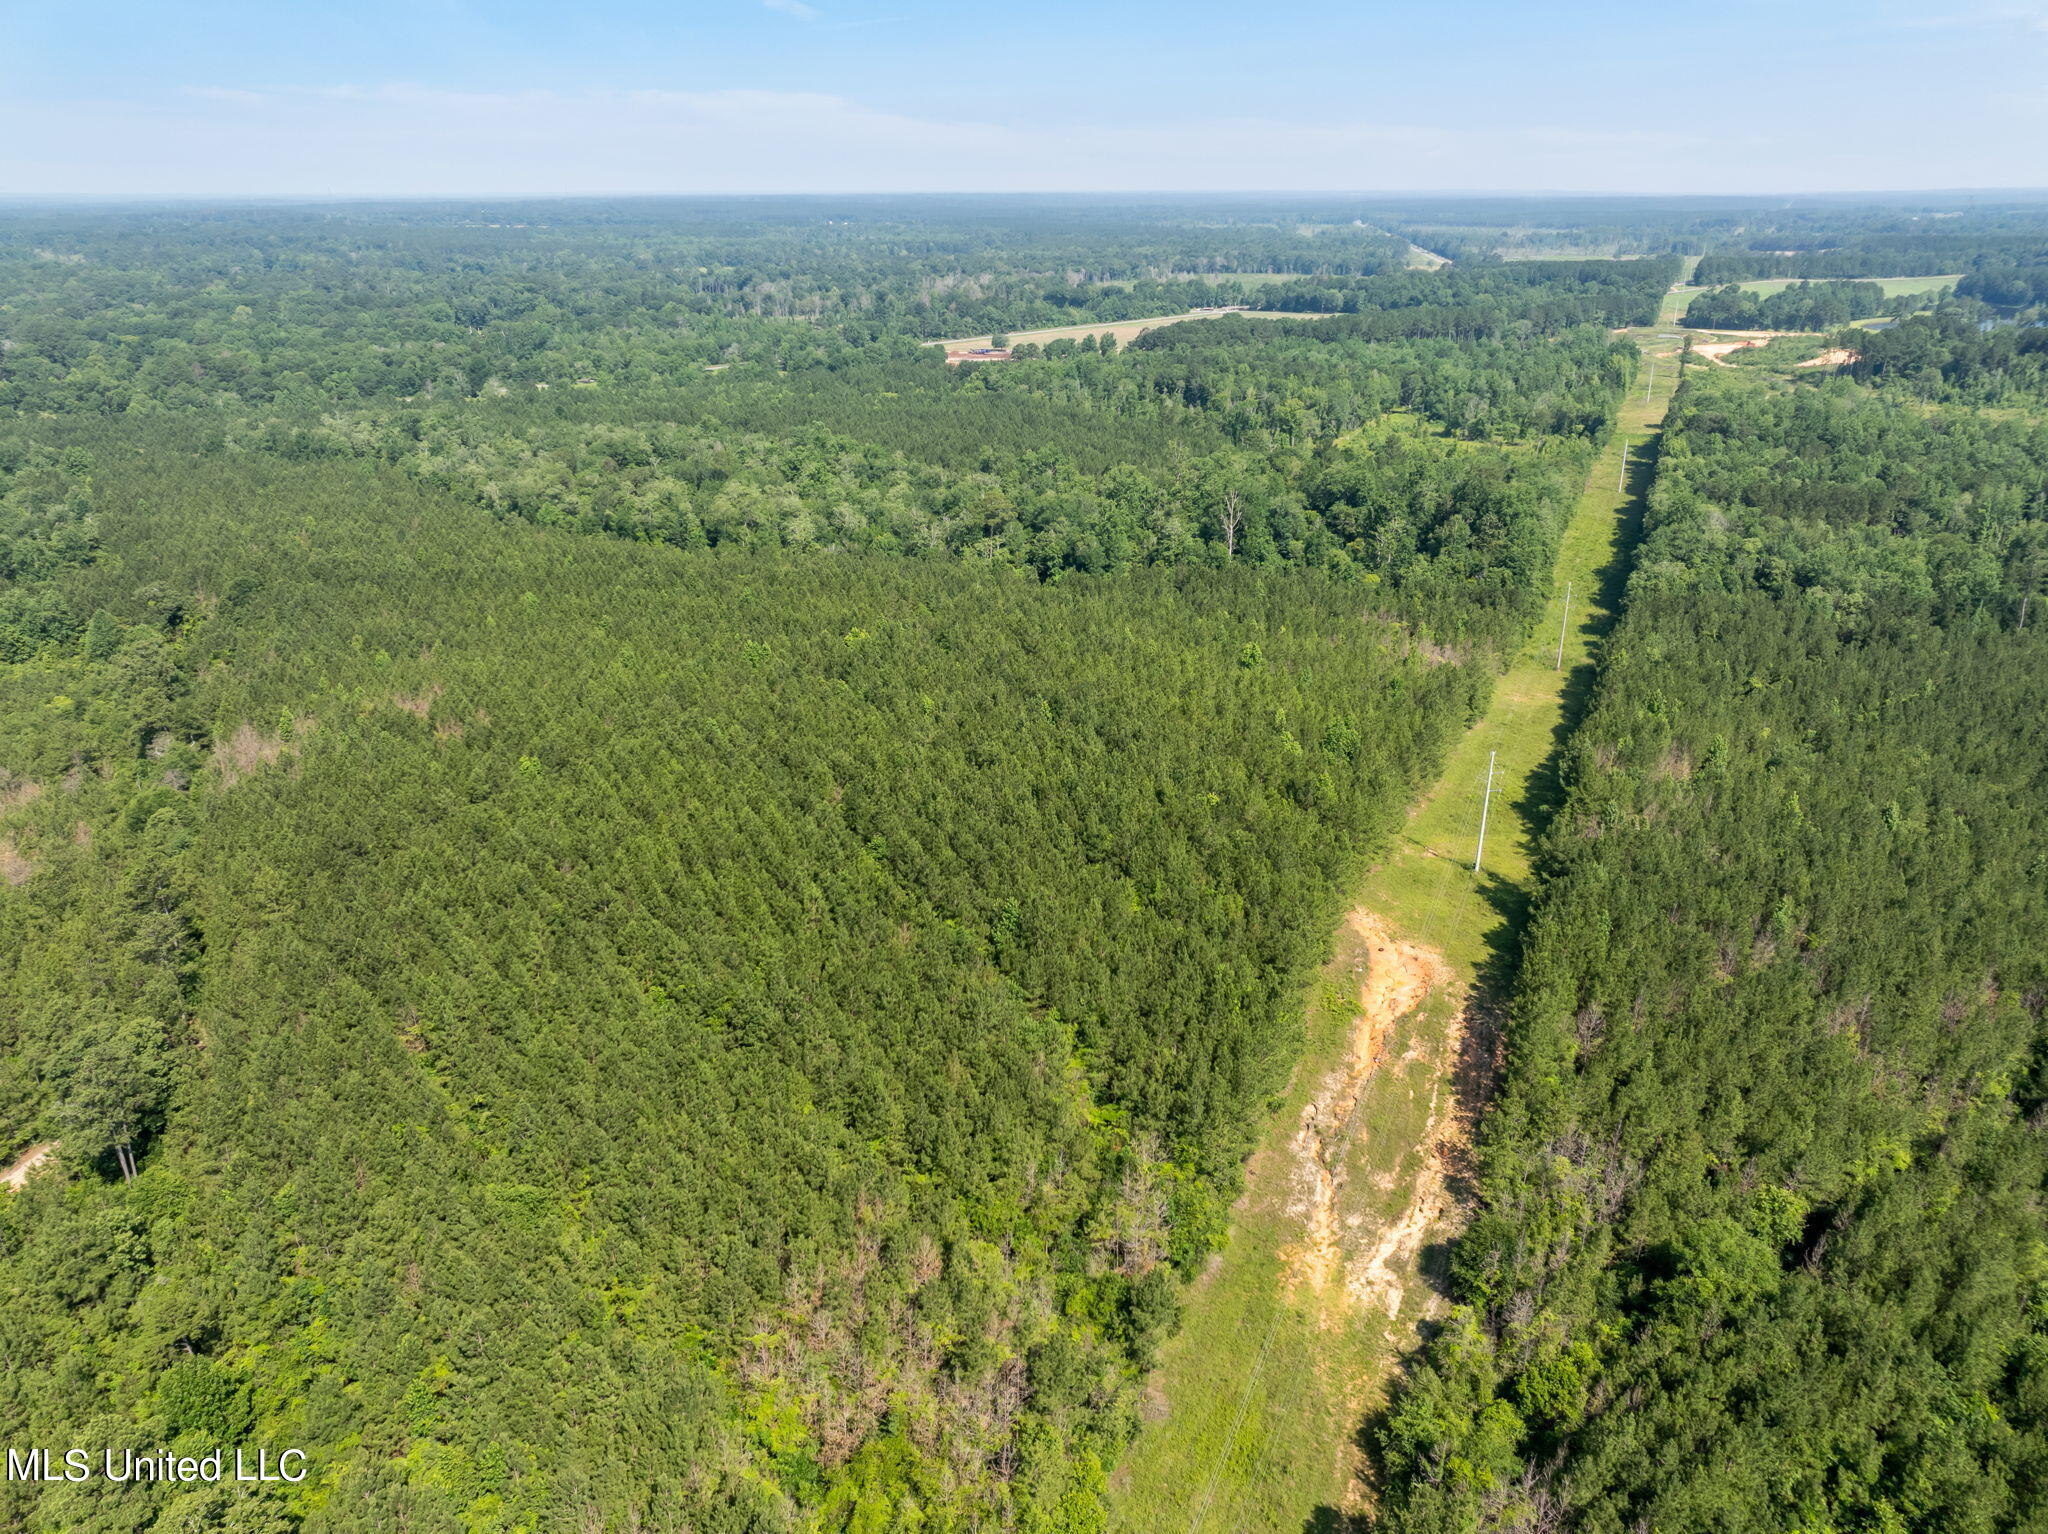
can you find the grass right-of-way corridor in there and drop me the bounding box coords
[1107,321,1686,1534]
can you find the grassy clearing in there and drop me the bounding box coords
[1370,345,1679,954]
[1108,321,1686,1534]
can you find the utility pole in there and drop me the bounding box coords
[1645,355,1656,404]
[1616,438,1628,494]
[1555,579,1572,669]
[1473,748,1497,875]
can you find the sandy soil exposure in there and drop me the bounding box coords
[1,1142,57,1192]
[1287,911,1456,1316]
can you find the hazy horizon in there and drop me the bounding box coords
[5,188,2048,205]
[4,0,2044,197]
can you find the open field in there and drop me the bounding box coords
[1109,319,1686,1532]
[927,309,1308,355]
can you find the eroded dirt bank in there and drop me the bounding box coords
[1287,911,1459,1320]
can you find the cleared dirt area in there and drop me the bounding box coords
[1692,330,1826,364]
[1691,327,1815,339]
[1695,338,1769,364]
[1,1142,57,1192]
[929,309,1306,360]
[1799,347,1856,368]
[1288,912,1455,1310]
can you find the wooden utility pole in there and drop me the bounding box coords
[1617,438,1628,494]
[1555,580,1573,670]
[1473,749,1497,875]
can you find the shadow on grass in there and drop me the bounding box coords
[1513,425,1661,862]
[1427,868,1525,1222]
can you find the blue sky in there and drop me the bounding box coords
[3,0,2044,196]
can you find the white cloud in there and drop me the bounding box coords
[762,0,821,18]
[0,82,2026,196]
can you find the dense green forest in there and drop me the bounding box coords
[0,438,1493,1533]
[1236,257,1677,324]
[1843,308,2048,403]
[1957,262,2048,310]
[0,200,1423,416]
[0,200,1641,1533]
[8,193,2048,1534]
[1376,359,2048,1531]
[234,321,1625,606]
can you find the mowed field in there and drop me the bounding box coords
[928,309,1308,355]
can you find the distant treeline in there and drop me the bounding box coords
[1696,234,2048,284]
[1681,279,1899,331]
[1845,307,2048,401]
[0,205,1422,417]
[1957,262,2048,308]
[1239,257,1681,327]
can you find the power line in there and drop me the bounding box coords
[1472,748,1497,875]
[1186,1307,1279,1534]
